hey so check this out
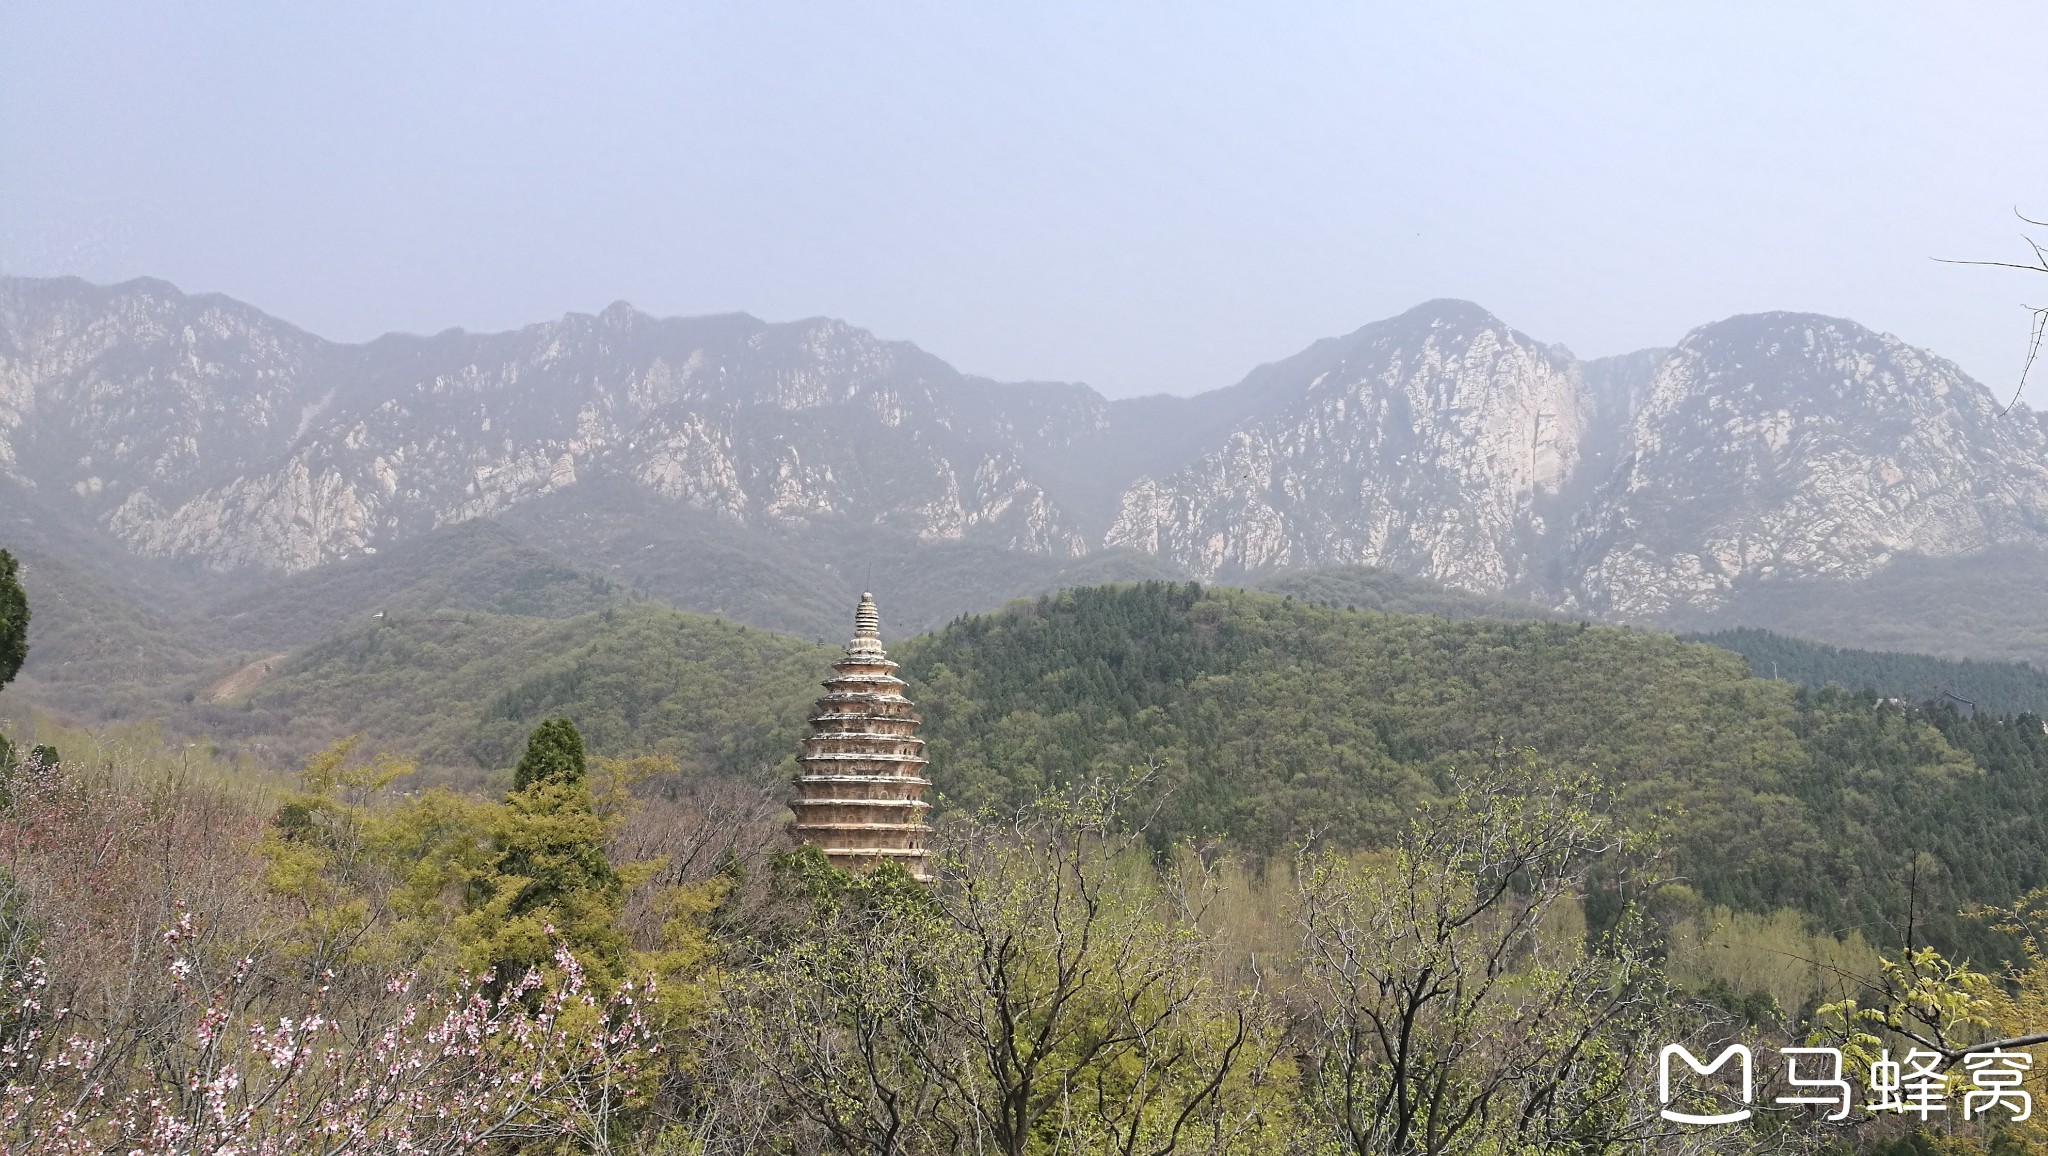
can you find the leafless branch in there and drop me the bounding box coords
[1934,206,2048,415]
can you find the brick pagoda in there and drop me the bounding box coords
[791,593,932,881]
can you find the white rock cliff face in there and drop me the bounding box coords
[8,276,2048,622]
[1104,301,1587,588]
[1568,313,2048,618]
[0,278,322,518]
[1,279,1089,570]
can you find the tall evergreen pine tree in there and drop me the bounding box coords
[513,716,587,790]
[462,717,629,993]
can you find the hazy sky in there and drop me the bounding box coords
[5,3,2047,403]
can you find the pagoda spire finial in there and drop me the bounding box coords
[846,591,885,659]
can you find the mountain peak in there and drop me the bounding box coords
[1397,297,1506,329]
[1659,309,2011,414]
[1683,309,1879,346]
[1321,298,1538,359]
[108,275,187,299]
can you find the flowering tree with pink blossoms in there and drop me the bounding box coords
[3,911,663,1154]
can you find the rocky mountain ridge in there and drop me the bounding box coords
[1101,300,1589,590]
[6,274,2047,622]
[1569,314,2048,617]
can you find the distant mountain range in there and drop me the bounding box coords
[5,273,2048,677]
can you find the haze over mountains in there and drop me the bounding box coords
[5,273,2048,681]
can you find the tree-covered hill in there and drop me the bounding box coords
[34,577,2048,962]
[202,519,637,652]
[1249,563,1557,620]
[1677,544,2048,669]
[500,479,1193,641]
[0,520,642,729]
[0,496,1192,733]
[1687,625,2048,715]
[897,584,1784,850]
[0,546,227,722]
[196,603,833,784]
[894,584,2048,958]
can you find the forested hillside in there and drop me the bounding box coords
[893,585,2048,962]
[128,579,2048,966]
[0,516,646,725]
[898,584,1785,851]
[1679,544,2048,669]
[500,481,1192,642]
[205,519,637,650]
[1250,562,1555,620]
[197,604,832,783]
[1690,625,2048,715]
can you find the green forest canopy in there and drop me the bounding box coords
[892,584,2048,961]
[219,604,832,783]
[156,581,2048,963]
[1687,625,2048,715]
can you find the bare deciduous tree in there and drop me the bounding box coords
[697,774,1285,1156]
[1288,755,1673,1155]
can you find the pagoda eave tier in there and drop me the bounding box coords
[794,818,934,832]
[794,774,933,787]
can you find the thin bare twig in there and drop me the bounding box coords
[1932,208,2048,416]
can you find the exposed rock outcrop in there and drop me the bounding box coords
[1102,301,1587,588]
[9,275,2048,624]
[0,279,1089,569]
[1568,313,2048,617]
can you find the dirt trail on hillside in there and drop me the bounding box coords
[208,654,289,702]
